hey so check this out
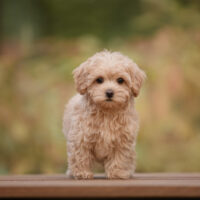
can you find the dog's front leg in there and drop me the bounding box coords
[66,142,94,179]
[104,147,136,179]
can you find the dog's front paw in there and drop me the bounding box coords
[73,171,93,180]
[106,169,131,179]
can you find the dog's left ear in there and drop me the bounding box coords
[129,62,146,97]
[73,60,90,95]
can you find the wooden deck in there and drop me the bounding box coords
[0,173,200,198]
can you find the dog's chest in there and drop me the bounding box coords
[93,128,115,161]
[89,113,128,161]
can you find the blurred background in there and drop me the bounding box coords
[0,0,200,174]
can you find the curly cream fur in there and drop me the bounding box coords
[63,50,146,179]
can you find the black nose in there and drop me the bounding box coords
[106,89,114,98]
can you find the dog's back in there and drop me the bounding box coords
[63,94,82,138]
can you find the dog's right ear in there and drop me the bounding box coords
[73,60,90,95]
[128,62,146,97]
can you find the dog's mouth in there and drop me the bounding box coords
[105,98,112,102]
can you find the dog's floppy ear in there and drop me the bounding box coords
[73,60,90,95]
[129,62,146,97]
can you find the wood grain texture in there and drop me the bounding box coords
[0,173,200,197]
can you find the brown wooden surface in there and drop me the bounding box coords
[0,173,200,197]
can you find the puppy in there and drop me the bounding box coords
[63,50,146,179]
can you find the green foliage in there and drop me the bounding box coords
[1,0,200,40]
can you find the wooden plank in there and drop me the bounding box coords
[0,173,200,197]
[1,173,200,180]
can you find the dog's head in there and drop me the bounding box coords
[73,50,146,109]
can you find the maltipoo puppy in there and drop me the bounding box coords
[63,50,146,179]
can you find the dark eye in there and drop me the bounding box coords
[96,77,104,84]
[117,77,124,84]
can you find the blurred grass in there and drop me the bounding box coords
[0,0,200,174]
[0,27,200,174]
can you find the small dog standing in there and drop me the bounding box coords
[63,50,146,179]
